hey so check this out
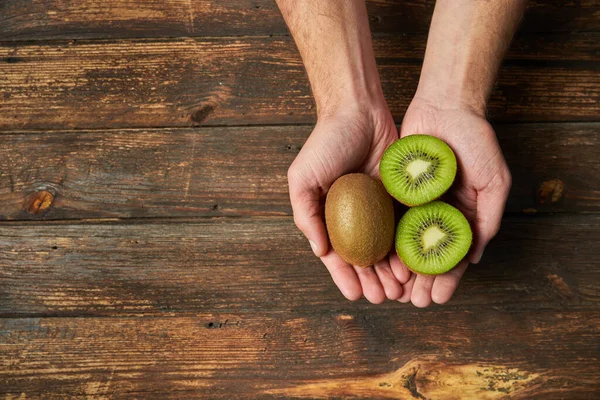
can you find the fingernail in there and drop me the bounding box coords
[474,250,483,264]
[309,240,318,256]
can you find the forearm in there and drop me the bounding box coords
[417,0,526,114]
[275,0,385,117]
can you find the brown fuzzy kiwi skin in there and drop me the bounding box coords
[325,173,395,268]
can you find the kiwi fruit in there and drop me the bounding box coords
[379,135,457,206]
[325,173,395,267]
[396,201,472,275]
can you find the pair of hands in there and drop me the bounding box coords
[288,98,511,307]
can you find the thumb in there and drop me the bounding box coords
[470,172,511,264]
[288,165,329,258]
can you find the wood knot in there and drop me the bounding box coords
[537,179,565,204]
[190,105,215,124]
[24,190,54,215]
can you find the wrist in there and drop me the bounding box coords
[414,73,488,118]
[310,41,387,119]
[315,87,388,120]
[416,17,491,117]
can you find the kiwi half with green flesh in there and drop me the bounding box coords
[396,201,472,275]
[379,135,457,206]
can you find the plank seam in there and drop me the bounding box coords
[1,121,600,136]
[1,212,599,227]
[1,30,599,44]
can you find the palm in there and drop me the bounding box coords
[294,111,397,183]
[396,102,512,306]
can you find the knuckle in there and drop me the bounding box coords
[502,169,513,190]
[292,212,306,231]
[347,292,362,302]
[489,168,512,194]
[287,164,300,187]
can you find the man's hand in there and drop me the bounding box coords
[276,0,410,302]
[288,108,411,303]
[394,98,511,307]
[389,0,524,307]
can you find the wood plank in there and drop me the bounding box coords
[0,0,598,41]
[0,215,598,316]
[0,123,598,221]
[0,310,598,398]
[1,35,598,131]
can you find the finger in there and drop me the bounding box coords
[431,261,469,304]
[320,251,362,301]
[288,168,329,258]
[470,174,511,264]
[374,259,403,300]
[398,272,416,303]
[354,265,386,304]
[411,274,435,308]
[389,252,412,284]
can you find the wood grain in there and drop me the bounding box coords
[0,0,598,41]
[1,35,599,131]
[0,215,598,316]
[1,310,598,398]
[1,2,598,398]
[0,123,597,221]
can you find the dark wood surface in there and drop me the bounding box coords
[1,215,598,317]
[1,0,598,40]
[1,310,598,398]
[1,34,599,130]
[1,1,599,398]
[0,123,598,221]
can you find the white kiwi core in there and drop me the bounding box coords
[421,225,446,252]
[406,159,431,179]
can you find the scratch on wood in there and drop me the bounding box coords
[4,394,27,400]
[183,134,198,199]
[265,358,541,399]
[186,0,195,33]
[84,367,114,398]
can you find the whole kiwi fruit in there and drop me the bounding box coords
[325,173,395,267]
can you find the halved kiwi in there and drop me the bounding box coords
[379,135,457,206]
[396,201,472,275]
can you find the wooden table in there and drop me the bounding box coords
[1,1,599,398]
